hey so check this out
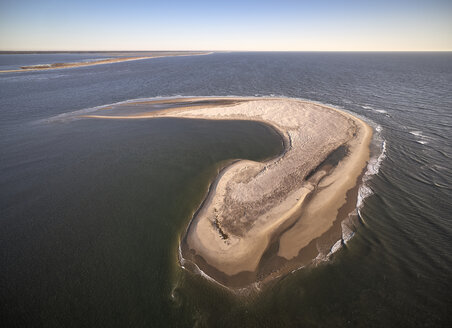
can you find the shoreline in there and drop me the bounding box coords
[80,97,373,289]
[0,52,212,73]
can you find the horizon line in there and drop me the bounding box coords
[1,50,451,53]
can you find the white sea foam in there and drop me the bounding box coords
[313,252,329,264]
[409,130,429,145]
[410,130,423,137]
[325,119,386,254]
[357,184,373,209]
[366,140,387,176]
[330,240,343,254]
[178,243,186,268]
[359,131,386,199]
[314,237,346,263]
[341,219,356,244]
[352,123,386,227]
[362,104,390,116]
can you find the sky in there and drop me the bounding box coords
[0,0,451,51]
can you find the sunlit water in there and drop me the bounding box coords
[1,52,451,327]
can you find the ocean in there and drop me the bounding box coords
[1,52,451,327]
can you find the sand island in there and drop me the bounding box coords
[0,51,211,73]
[82,97,372,289]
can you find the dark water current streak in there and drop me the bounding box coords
[1,52,452,327]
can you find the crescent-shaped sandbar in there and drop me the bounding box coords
[82,97,372,289]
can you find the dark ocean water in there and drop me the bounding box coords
[1,52,451,327]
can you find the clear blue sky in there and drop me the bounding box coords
[0,0,451,51]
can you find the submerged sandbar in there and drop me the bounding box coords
[82,97,372,289]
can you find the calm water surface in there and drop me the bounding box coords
[1,52,451,327]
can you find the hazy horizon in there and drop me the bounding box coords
[1,0,451,52]
[1,50,452,53]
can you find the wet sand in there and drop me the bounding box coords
[82,97,372,289]
[0,52,211,73]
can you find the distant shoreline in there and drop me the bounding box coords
[0,51,212,73]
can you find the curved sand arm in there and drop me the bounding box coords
[83,97,372,286]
